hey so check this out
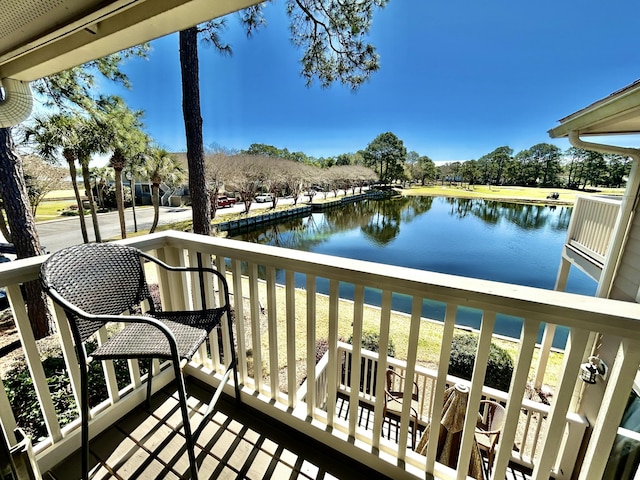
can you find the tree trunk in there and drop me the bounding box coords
[81,160,101,242]
[0,128,52,339]
[67,158,89,243]
[130,177,138,232]
[0,201,12,242]
[114,167,126,238]
[179,27,210,236]
[150,183,160,234]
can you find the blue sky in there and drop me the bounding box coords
[99,0,640,163]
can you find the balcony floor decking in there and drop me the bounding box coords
[334,393,532,480]
[45,379,393,480]
[44,378,531,480]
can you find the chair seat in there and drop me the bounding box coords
[91,308,224,361]
[475,430,492,450]
[385,398,420,419]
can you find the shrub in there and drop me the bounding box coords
[345,330,395,395]
[4,342,143,441]
[348,330,395,357]
[448,333,514,392]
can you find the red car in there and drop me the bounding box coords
[216,196,237,208]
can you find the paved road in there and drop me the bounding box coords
[35,195,309,253]
[35,206,194,252]
[22,188,357,253]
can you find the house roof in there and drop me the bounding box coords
[0,0,263,82]
[548,79,640,138]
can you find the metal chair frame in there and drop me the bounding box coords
[40,243,240,480]
[383,368,420,448]
[475,399,506,475]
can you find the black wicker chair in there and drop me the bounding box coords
[40,243,239,480]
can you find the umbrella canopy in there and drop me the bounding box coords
[415,384,484,479]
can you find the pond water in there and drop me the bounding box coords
[231,196,596,348]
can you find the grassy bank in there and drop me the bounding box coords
[239,278,563,390]
[403,184,624,204]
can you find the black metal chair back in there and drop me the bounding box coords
[41,243,153,342]
[40,242,239,480]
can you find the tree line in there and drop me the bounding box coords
[440,145,631,189]
[248,134,631,190]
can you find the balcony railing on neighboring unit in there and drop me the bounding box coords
[1,231,640,480]
[300,341,587,477]
[561,195,621,280]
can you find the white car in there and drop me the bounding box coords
[255,194,273,203]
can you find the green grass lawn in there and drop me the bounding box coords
[404,184,624,204]
[34,200,77,222]
[239,279,563,390]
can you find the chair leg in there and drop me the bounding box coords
[174,362,198,480]
[145,359,153,409]
[81,366,90,480]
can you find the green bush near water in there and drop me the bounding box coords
[448,333,514,392]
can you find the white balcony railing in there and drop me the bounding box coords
[299,341,587,478]
[1,231,640,480]
[565,195,621,267]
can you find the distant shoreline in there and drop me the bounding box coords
[401,184,624,206]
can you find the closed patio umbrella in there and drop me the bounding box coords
[415,383,484,479]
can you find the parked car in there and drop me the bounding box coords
[255,194,273,203]
[216,196,237,208]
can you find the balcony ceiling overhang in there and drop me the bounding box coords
[0,0,264,82]
[548,79,640,139]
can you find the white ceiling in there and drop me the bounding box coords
[0,0,264,81]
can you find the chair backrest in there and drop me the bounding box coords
[41,243,152,342]
[385,368,419,402]
[478,400,506,434]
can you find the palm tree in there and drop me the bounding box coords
[24,113,90,243]
[145,147,186,233]
[125,149,150,233]
[98,96,147,239]
[76,116,110,243]
[90,165,113,209]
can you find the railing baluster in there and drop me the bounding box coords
[95,327,120,404]
[532,327,590,479]
[397,296,422,460]
[0,376,17,445]
[266,266,279,400]
[492,318,540,480]
[51,302,83,414]
[213,255,228,372]
[348,284,364,438]
[520,411,533,460]
[286,270,297,408]
[326,279,339,426]
[458,310,496,480]
[6,285,62,442]
[248,262,263,393]
[530,412,543,460]
[424,303,457,475]
[306,275,317,418]
[231,258,248,385]
[372,289,392,450]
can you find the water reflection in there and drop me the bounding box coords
[445,197,572,231]
[231,196,593,348]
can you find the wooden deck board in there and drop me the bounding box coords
[45,382,530,480]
